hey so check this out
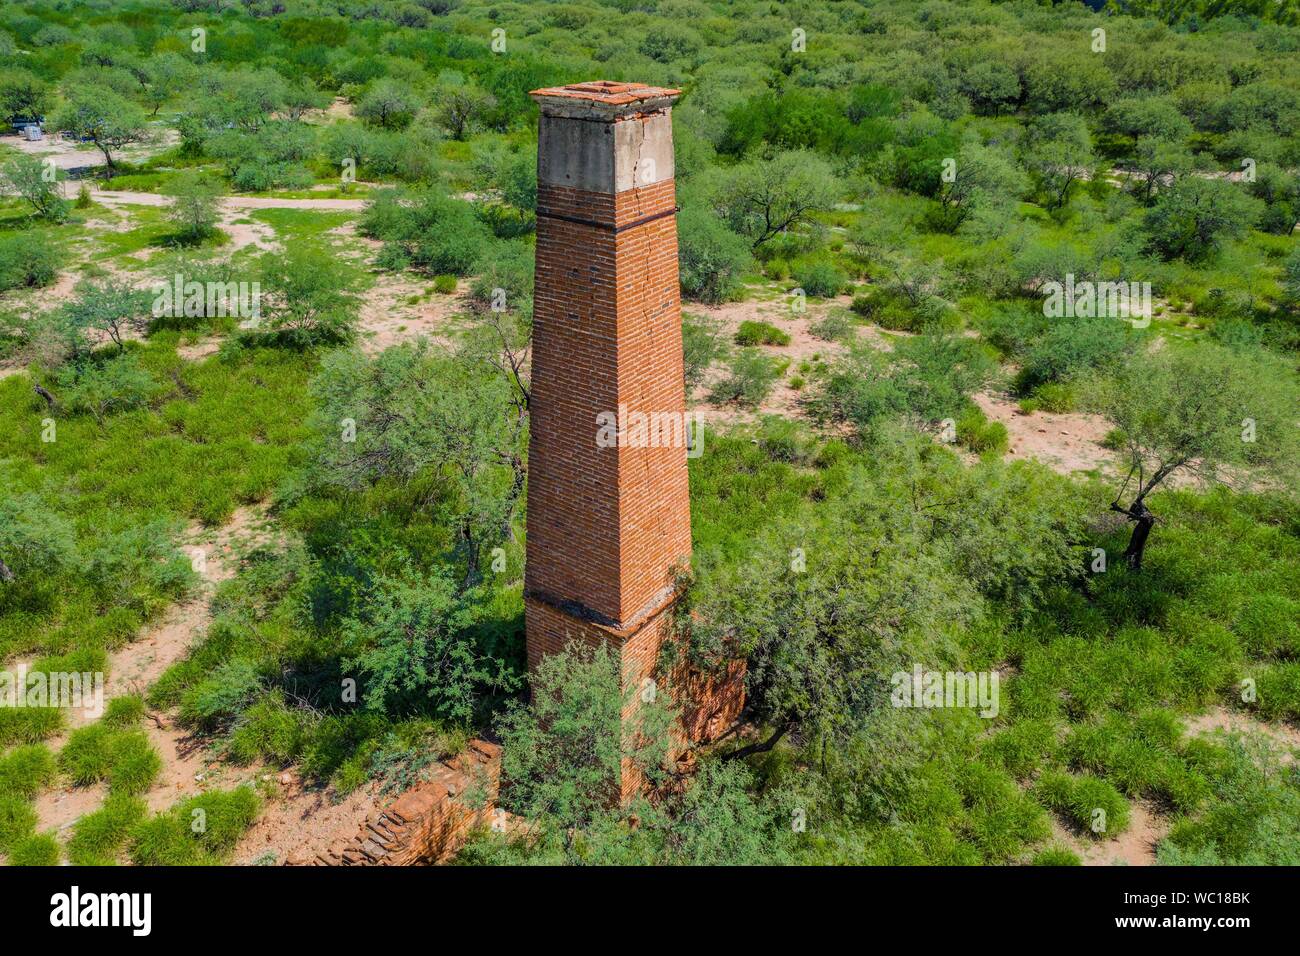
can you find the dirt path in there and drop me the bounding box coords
[32,506,273,841]
[74,188,368,212]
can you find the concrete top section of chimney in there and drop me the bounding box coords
[533,82,679,194]
[530,81,680,121]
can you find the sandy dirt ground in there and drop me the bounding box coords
[973,391,1118,477]
[32,506,274,843]
[357,273,465,355]
[1041,708,1298,866]
[1,128,179,175]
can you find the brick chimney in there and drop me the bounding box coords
[525,81,700,794]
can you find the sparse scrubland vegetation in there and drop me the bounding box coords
[0,0,1298,869]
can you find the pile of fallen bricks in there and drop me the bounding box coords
[289,740,502,866]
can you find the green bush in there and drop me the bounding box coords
[1029,382,1076,413]
[67,793,148,866]
[810,309,855,342]
[678,204,751,304]
[956,406,1009,456]
[0,744,57,800]
[362,188,490,276]
[103,694,145,729]
[178,659,263,731]
[59,724,117,786]
[6,831,59,865]
[129,787,260,865]
[59,724,161,794]
[0,795,37,853]
[708,348,781,408]
[1035,770,1130,838]
[1015,316,1134,394]
[1253,663,1300,721]
[228,692,310,765]
[981,719,1059,779]
[107,731,162,796]
[433,274,458,294]
[682,313,729,391]
[793,260,847,298]
[1032,846,1082,865]
[0,708,64,747]
[0,231,61,292]
[734,320,791,347]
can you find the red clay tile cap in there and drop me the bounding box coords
[530,81,680,119]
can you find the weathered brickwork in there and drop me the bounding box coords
[293,741,503,866]
[526,82,745,796]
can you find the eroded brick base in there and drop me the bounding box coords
[291,740,502,866]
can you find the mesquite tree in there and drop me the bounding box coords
[1101,344,1300,569]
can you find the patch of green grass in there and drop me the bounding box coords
[1035,770,1130,839]
[735,320,791,347]
[104,694,146,729]
[129,787,260,865]
[0,707,64,748]
[67,793,148,866]
[59,725,162,794]
[1032,845,1082,865]
[6,831,60,865]
[0,744,57,800]
[0,794,37,852]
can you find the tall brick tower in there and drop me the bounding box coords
[525,82,702,790]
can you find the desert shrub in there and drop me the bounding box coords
[67,793,147,866]
[1014,316,1134,394]
[129,787,260,865]
[467,240,533,312]
[0,232,61,292]
[54,353,161,424]
[892,334,998,424]
[178,659,263,731]
[1035,770,1130,838]
[979,303,1049,360]
[734,320,791,347]
[708,348,781,407]
[6,831,59,865]
[806,344,906,439]
[0,744,56,800]
[228,691,311,765]
[677,204,751,304]
[433,274,457,294]
[956,405,1009,456]
[810,309,855,343]
[253,247,359,347]
[682,313,729,390]
[850,284,954,332]
[1027,382,1076,413]
[793,259,847,298]
[362,188,491,276]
